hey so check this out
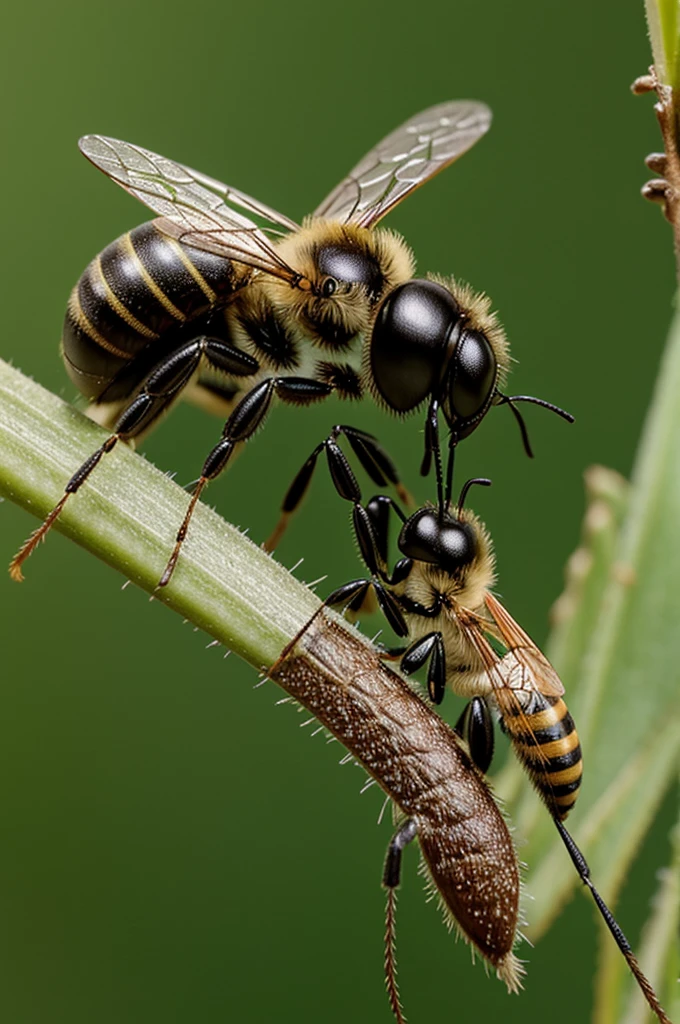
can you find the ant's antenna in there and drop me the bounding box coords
[457,477,492,517]
[497,393,574,459]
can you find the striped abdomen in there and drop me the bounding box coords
[500,692,582,820]
[62,221,245,402]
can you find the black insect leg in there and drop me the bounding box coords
[399,632,447,704]
[455,697,495,774]
[336,496,413,620]
[420,398,445,513]
[263,429,362,552]
[325,575,409,640]
[264,425,408,552]
[341,426,412,508]
[554,819,671,1024]
[383,818,417,1024]
[383,817,418,890]
[158,375,332,586]
[9,337,257,582]
[364,495,409,567]
[444,432,458,510]
[319,495,410,637]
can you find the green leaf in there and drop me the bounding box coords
[503,300,680,946]
[645,0,680,88]
[492,464,630,826]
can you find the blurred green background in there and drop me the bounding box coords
[0,0,676,1021]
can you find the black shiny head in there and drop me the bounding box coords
[370,278,498,437]
[397,506,477,576]
[370,279,460,413]
[316,242,385,301]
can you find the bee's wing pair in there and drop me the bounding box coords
[78,100,491,286]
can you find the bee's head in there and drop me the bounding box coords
[397,476,493,578]
[273,221,413,349]
[397,506,477,576]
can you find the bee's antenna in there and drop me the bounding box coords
[457,477,492,517]
[497,393,574,459]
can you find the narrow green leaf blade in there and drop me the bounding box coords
[515,301,680,941]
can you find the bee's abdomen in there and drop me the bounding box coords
[501,693,582,821]
[62,221,240,400]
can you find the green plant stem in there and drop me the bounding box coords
[0,357,319,668]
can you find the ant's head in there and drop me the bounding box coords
[368,279,501,437]
[368,276,573,459]
[397,478,491,576]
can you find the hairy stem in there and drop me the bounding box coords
[0,357,320,668]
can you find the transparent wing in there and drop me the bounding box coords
[449,605,540,741]
[313,100,491,228]
[451,597,564,730]
[79,135,308,285]
[484,592,564,698]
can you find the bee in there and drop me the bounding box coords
[320,473,582,822]
[10,101,572,587]
[270,602,670,1024]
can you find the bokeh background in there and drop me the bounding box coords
[0,1,676,1022]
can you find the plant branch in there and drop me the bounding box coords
[0,357,320,669]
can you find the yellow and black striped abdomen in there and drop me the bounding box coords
[500,692,582,820]
[62,221,240,401]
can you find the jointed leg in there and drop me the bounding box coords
[383,818,417,1024]
[455,697,495,774]
[420,398,445,512]
[158,375,333,586]
[264,425,410,552]
[398,632,447,704]
[10,337,256,582]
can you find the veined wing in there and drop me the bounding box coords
[484,592,564,698]
[452,598,564,735]
[79,135,309,286]
[313,100,491,228]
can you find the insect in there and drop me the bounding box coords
[285,436,581,822]
[9,101,572,587]
[269,602,670,1024]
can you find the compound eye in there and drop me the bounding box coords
[398,508,477,574]
[398,508,442,564]
[370,280,460,413]
[447,328,496,429]
[438,520,477,574]
[316,243,385,300]
[321,277,338,298]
